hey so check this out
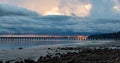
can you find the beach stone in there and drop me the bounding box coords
[36,47,120,63]
[15,61,23,63]
[0,61,2,63]
[18,47,23,50]
[24,59,36,63]
[5,61,10,63]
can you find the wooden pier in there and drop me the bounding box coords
[0,35,88,41]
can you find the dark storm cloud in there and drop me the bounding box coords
[0,4,39,16]
[0,4,120,33]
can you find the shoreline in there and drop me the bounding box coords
[0,40,119,62]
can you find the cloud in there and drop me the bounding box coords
[16,0,60,16]
[89,0,120,19]
[0,0,92,17]
[112,0,120,12]
[1,15,120,33]
[0,3,119,34]
[19,0,92,17]
[58,0,92,17]
[0,4,39,16]
[1,0,120,18]
[90,0,113,18]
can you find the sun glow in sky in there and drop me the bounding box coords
[0,0,120,18]
[113,0,120,13]
[43,4,92,17]
[0,0,93,17]
[44,7,63,15]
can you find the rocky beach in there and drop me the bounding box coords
[0,40,120,63]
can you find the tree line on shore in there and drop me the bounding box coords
[87,32,120,40]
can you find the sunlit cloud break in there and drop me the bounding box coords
[0,0,92,17]
[58,0,92,17]
[113,0,120,12]
[1,0,120,18]
[21,0,92,17]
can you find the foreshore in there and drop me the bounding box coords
[0,40,120,63]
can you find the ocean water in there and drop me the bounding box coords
[0,40,111,50]
[0,40,80,50]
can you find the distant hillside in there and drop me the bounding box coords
[87,32,120,40]
[0,32,97,36]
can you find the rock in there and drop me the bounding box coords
[0,61,2,63]
[15,61,23,63]
[24,59,36,63]
[18,47,23,50]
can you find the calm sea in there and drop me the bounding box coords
[0,40,111,50]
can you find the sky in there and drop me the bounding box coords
[0,0,120,33]
[0,0,120,18]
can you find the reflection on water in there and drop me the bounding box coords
[0,40,81,50]
[0,40,111,50]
